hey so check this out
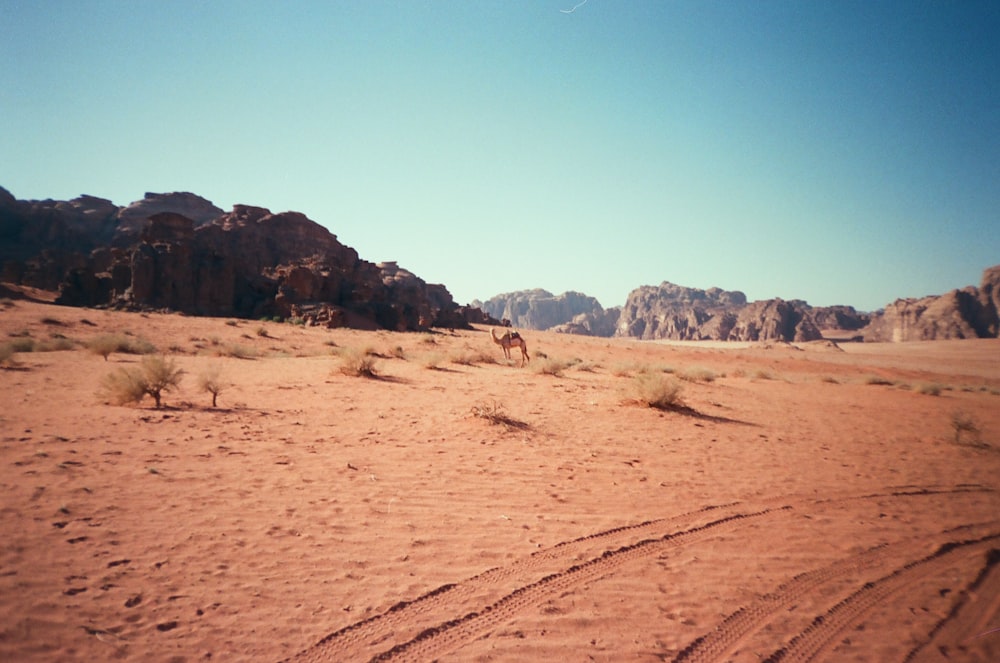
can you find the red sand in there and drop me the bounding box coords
[1,300,998,662]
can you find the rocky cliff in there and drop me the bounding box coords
[614,282,826,342]
[472,289,608,331]
[863,265,1000,341]
[0,187,474,331]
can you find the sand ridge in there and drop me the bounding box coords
[1,299,999,662]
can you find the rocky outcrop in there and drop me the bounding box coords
[864,265,1000,341]
[550,307,622,337]
[615,282,823,342]
[2,187,477,331]
[472,289,608,331]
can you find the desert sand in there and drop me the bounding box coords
[1,297,998,662]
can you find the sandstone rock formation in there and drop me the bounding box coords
[549,308,622,337]
[863,265,1000,341]
[615,282,824,342]
[1,187,476,331]
[472,289,608,331]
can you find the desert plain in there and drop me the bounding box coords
[1,295,999,663]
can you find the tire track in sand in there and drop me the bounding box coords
[281,484,995,663]
[673,521,1000,662]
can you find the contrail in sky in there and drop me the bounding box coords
[560,0,588,14]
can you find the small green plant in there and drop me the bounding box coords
[197,365,226,407]
[339,349,378,378]
[628,373,685,410]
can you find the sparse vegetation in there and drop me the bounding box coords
[421,352,445,370]
[532,356,573,376]
[0,343,15,366]
[678,366,716,383]
[197,365,227,407]
[864,375,896,386]
[8,337,35,353]
[214,343,257,359]
[87,333,156,360]
[338,348,378,378]
[99,355,184,408]
[950,410,981,446]
[627,373,685,410]
[470,400,528,429]
[916,382,943,396]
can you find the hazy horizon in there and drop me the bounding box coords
[3,1,998,312]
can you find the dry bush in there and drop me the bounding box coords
[421,352,445,370]
[139,355,185,408]
[99,355,184,408]
[450,348,494,366]
[470,400,528,429]
[532,356,572,376]
[88,333,156,360]
[35,336,76,352]
[950,410,981,446]
[197,365,227,407]
[8,336,35,353]
[917,382,943,396]
[389,345,407,359]
[627,373,685,410]
[99,367,148,406]
[678,366,716,383]
[339,348,378,377]
[0,343,15,366]
[864,375,895,386]
[217,343,257,359]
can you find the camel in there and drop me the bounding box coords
[491,327,529,366]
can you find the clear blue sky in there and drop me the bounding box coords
[2,1,998,312]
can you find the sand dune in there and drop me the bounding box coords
[1,300,998,662]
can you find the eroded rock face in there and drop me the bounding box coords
[473,289,608,331]
[1,187,475,331]
[863,266,1000,341]
[614,282,823,342]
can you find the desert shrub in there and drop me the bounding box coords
[0,343,14,365]
[35,337,75,352]
[678,366,716,383]
[390,345,407,359]
[532,356,572,377]
[8,337,35,353]
[256,326,270,338]
[87,333,155,359]
[820,375,839,384]
[99,366,148,405]
[339,349,378,378]
[225,320,239,327]
[40,316,65,326]
[421,352,445,370]
[917,382,943,396]
[864,375,895,386]
[752,369,774,380]
[470,400,528,429]
[450,348,493,366]
[197,365,226,407]
[99,355,184,408]
[139,355,185,408]
[950,410,981,445]
[218,343,257,359]
[628,373,685,410]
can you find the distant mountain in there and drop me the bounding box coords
[0,187,486,331]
